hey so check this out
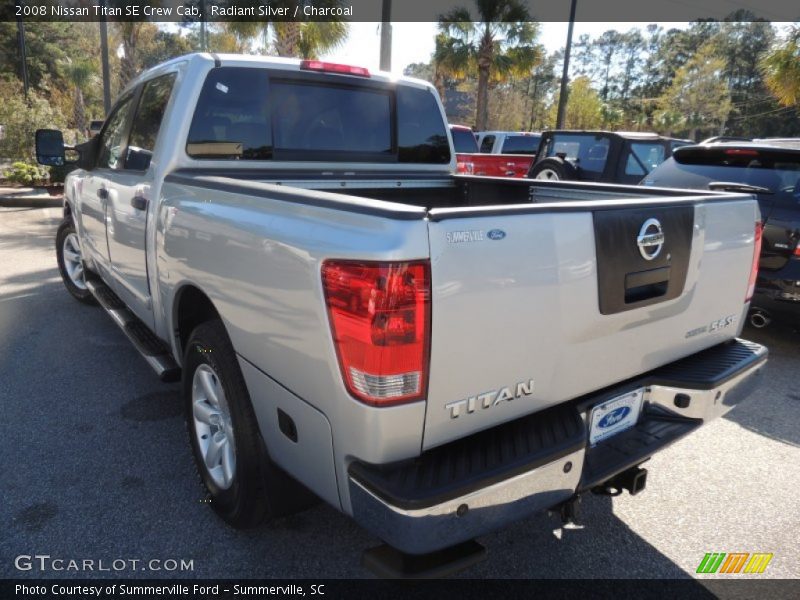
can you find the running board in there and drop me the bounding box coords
[85,277,181,383]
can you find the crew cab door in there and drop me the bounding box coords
[79,92,137,266]
[103,73,177,324]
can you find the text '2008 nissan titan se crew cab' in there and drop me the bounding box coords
[36,54,767,576]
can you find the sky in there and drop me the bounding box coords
[318,22,692,76]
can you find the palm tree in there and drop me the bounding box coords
[437,0,541,130]
[60,58,97,137]
[761,26,800,108]
[432,31,471,102]
[224,1,348,59]
[225,21,267,53]
[295,22,349,60]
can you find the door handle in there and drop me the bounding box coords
[131,195,148,211]
[97,187,108,200]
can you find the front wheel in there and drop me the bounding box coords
[55,219,96,304]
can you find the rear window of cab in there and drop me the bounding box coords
[186,67,450,164]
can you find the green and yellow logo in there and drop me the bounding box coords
[696,552,773,574]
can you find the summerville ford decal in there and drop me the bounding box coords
[446,229,506,243]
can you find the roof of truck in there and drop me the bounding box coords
[124,52,431,95]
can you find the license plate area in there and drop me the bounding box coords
[589,389,644,446]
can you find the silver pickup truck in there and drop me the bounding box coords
[37,53,766,574]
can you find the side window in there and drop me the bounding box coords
[127,73,177,171]
[97,94,136,170]
[479,135,495,153]
[625,143,666,176]
[396,85,450,164]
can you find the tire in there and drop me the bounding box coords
[527,157,578,181]
[183,319,316,528]
[55,219,96,305]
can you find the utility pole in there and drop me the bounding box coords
[555,0,577,129]
[200,0,207,52]
[379,0,392,72]
[99,6,112,116]
[16,2,29,99]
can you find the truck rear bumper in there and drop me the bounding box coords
[348,338,767,554]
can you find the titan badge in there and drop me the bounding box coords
[445,379,535,419]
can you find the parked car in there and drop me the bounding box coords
[87,120,104,138]
[36,53,767,577]
[643,142,800,327]
[475,130,542,157]
[450,124,533,177]
[527,130,690,185]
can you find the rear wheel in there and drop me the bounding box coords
[528,157,578,181]
[183,319,317,528]
[55,219,96,305]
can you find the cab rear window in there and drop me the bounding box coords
[186,66,450,164]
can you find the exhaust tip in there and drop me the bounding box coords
[749,309,771,329]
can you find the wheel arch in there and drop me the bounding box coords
[172,283,223,364]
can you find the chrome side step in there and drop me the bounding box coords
[85,277,181,383]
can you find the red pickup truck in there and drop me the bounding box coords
[450,124,534,178]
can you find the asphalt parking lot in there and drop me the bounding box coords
[2,205,799,580]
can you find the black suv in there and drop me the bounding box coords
[644,142,800,327]
[527,130,690,185]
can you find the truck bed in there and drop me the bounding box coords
[161,170,758,452]
[165,169,717,210]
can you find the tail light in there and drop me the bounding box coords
[745,221,763,302]
[794,243,800,257]
[300,60,370,78]
[321,260,431,406]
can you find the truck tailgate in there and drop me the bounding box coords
[423,196,758,449]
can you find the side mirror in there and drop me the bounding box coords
[36,128,99,170]
[35,129,66,166]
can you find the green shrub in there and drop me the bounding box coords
[0,81,67,162]
[48,163,76,184]
[3,161,48,186]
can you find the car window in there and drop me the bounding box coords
[545,134,610,175]
[271,81,391,155]
[479,135,495,153]
[97,94,136,170]
[396,85,450,164]
[451,128,479,153]
[186,67,448,164]
[625,142,666,176]
[500,135,540,154]
[187,67,271,159]
[127,73,177,171]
